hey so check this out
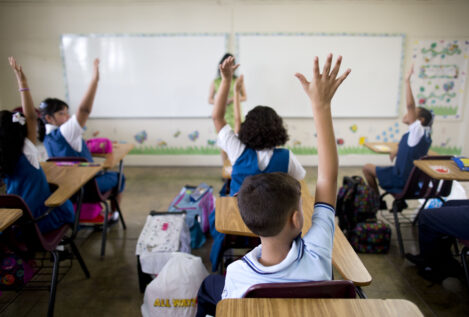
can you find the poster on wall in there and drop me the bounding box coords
[412,40,469,119]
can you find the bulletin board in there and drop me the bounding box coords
[236,33,405,118]
[61,33,228,118]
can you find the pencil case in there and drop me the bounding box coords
[452,156,469,171]
[86,138,113,154]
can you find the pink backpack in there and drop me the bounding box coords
[86,138,113,154]
[74,202,103,220]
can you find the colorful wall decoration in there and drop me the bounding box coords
[412,40,469,118]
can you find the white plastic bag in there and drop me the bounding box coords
[141,252,209,317]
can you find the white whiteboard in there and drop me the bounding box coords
[61,34,227,117]
[236,33,404,117]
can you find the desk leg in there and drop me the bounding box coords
[117,159,124,194]
[355,286,367,298]
[72,187,84,240]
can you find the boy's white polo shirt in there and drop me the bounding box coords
[45,114,84,152]
[222,203,335,299]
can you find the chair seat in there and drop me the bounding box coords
[41,225,71,252]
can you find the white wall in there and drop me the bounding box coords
[1,0,468,166]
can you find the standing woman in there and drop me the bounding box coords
[208,53,247,134]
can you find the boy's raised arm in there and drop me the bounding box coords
[76,58,100,128]
[404,65,417,124]
[9,57,37,144]
[212,56,239,133]
[296,54,350,208]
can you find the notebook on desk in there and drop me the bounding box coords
[453,157,469,171]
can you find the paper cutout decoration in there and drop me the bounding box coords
[336,138,344,146]
[134,130,147,144]
[157,139,167,147]
[349,124,358,133]
[188,131,199,141]
[174,130,181,138]
[359,137,367,145]
[207,139,216,146]
[292,140,301,146]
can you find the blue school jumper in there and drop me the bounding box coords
[3,154,75,233]
[376,132,431,193]
[209,148,290,271]
[44,129,125,193]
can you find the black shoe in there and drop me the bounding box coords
[391,200,408,212]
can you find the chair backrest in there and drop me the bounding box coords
[0,194,65,252]
[242,280,356,299]
[46,157,106,203]
[394,165,433,201]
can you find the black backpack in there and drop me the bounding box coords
[336,176,380,238]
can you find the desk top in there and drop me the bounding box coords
[364,142,438,156]
[216,298,423,317]
[92,143,134,169]
[414,159,469,181]
[364,142,397,154]
[0,209,23,232]
[215,181,372,286]
[41,162,102,207]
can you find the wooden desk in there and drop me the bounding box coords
[215,181,372,287]
[222,159,232,179]
[41,162,102,207]
[364,142,397,154]
[0,209,23,232]
[216,298,423,317]
[365,142,438,156]
[413,159,469,181]
[92,143,134,169]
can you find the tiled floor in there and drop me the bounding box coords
[1,166,468,316]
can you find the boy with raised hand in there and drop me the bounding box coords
[196,54,350,315]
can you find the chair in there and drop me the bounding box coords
[47,157,126,256]
[380,164,434,257]
[0,194,90,317]
[242,280,356,299]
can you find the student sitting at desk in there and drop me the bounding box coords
[406,200,469,282]
[196,54,351,316]
[363,65,433,196]
[1,57,74,233]
[209,55,306,271]
[39,59,125,219]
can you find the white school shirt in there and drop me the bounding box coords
[45,114,84,152]
[222,203,335,299]
[217,124,306,180]
[23,138,40,169]
[407,120,430,147]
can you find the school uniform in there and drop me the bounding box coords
[376,120,431,193]
[197,203,335,315]
[209,124,306,271]
[3,138,75,233]
[43,115,125,194]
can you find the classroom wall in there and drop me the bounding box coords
[1,0,468,166]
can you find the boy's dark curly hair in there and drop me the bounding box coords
[238,106,289,150]
[0,111,27,177]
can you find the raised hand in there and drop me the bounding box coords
[295,54,351,108]
[406,63,414,82]
[92,58,100,81]
[219,56,239,80]
[8,56,27,84]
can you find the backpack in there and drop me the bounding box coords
[349,222,391,254]
[336,176,380,239]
